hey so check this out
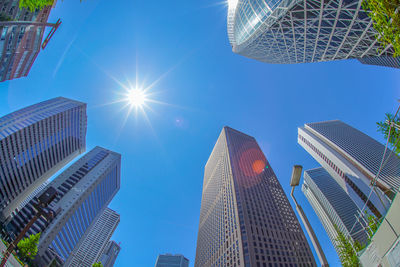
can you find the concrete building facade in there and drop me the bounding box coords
[195,127,316,267]
[0,0,55,81]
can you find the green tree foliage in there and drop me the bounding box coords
[377,113,400,154]
[365,211,382,240]
[17,232,41,261]
[92,262,103,267]
[19,0,54,12]
[362,0,400,56]
[334,225,363,267]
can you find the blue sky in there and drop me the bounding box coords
[0,0,399,266]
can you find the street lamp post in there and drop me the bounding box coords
[290,165,329,267]
[0,187,58,267]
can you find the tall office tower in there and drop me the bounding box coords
[0,97,87,221]
[227,0,399,68]
[17,180,50,211]
[0,1,56,81]
[298,120,399,218]
[302,167,367,256]
[68,207,120,267]
[155,254,189,267]
[99,241,121,267]
[195,127,316,267]
[6,146,121,266]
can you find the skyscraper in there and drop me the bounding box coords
[0,97,87,221]
[155,254,189,267]
[99,241,121,267]
[17,180,50,211]
[298,120,397,217]
[68,207,120,267]
[227,0,399,68]
[195,127,316,267]
[6,146,121,266]
[0,1,56,81]
[302,167,367,255]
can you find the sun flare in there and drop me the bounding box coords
[127,89,147,107]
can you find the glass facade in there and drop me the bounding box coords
[7,147,121,266]
[99,241,121,267]
[155,254,189,267]
[302,167,367,255]
[0,97,87,220]
[305,120,400,194]
[228,0,398,67]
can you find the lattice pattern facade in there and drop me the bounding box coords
[228,0,398,67]
[195,127,316,267]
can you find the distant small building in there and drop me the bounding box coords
[99,240,121,267]
[155,254,189,267]
[67,208,120,267]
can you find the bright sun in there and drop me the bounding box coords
[127,89,147,107]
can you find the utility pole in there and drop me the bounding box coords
[0,187,58,267]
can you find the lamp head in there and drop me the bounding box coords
[290,165,303,187]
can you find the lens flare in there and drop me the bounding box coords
[252,160,266,174]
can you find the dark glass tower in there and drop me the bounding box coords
[195,127,316,267]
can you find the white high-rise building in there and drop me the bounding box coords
[298,120,398,217]
[68,207,120,267]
